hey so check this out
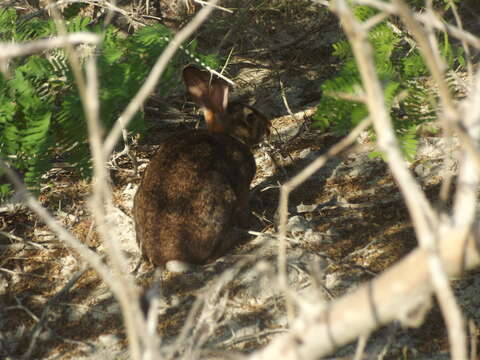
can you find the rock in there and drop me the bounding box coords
[101,206,140,270]
[287,215,310,235]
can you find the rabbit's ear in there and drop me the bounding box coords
[208,79,229,114]
[183,66,229,114]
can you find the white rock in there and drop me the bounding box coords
[298,148,312,159]
[59,254,78,278]
[103,206,139,270]
[166,260,196,273]
[287,215,310,235]
[121,183,137,210]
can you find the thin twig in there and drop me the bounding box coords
[0,33,100,61]
[194,0,233,13]
[43,0,145,27]
[357,0,480,50]
[0,230,43,249]
[84,56,146,360]
[221,328,287,347]
[21,268,87,360]
[353,333,369,360]
[447,0,473,78]
[0,267,59,279]
[469,319,478,360]
[280,79,295,117]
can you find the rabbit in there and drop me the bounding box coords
[133,65,270,269]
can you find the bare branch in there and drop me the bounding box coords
[357,0,480,50]
[392,0,458,122]
[249,227,480,360]
[332,0,471,357]
[0,33,100,60]
[333,0,437,238]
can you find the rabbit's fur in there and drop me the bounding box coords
[133,66,269,267]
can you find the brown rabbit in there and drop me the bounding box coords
[133,66,270,268]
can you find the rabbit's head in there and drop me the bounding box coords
[183,66,270,146]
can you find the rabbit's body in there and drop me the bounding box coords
[134,129,255,266]
[133,66,269,268]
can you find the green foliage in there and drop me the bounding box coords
[314,4,464,161]
[0,7,219,197]
[0,183,12,202]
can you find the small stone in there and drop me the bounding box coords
[287,216,310,234]
[297,203,318,213]
[304,229,323,246]
[98,334,120,347]
[166,260,196,273]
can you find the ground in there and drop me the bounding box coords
[1,1,480,359]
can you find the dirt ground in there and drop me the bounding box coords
[1,1,480,359]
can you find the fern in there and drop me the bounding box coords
[0,70,53,191]
[314,3,464,160]
[0,183,12,202]
[0,8,220,197]
[399,125,419,161]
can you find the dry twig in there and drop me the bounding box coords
[0,33,100,72]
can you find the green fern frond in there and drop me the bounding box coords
[398,126,419,162]
[353,4,377,21]
[332,40,353,59]
[0,8,220,196]
[132,24,171,47]
[65,16,91,32]
[384,81,400,109]
[314,2,464,161]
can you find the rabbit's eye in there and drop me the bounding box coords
[246,113,256,125]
